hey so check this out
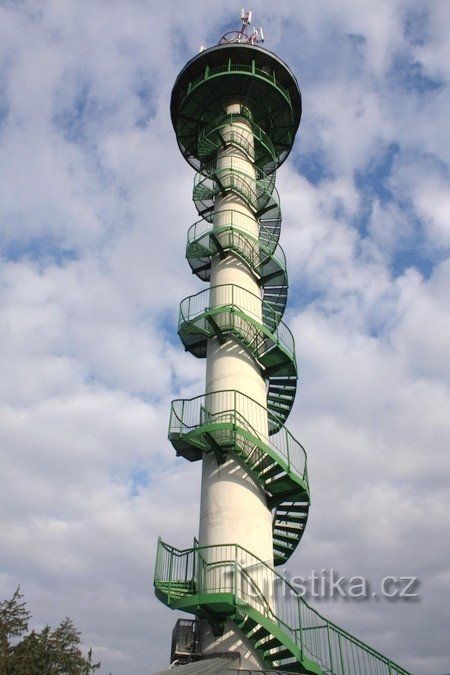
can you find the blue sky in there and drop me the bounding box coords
[0,1,449,673]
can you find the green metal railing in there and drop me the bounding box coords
[186,212,286,284]
[187,209,280,257]
[178,282,293,348]
[198,113,277,174]
[169,389,307,483]
[184,61,293,110]
[185,221,288,320]
[193,162,275,216]
[154,540,411,675]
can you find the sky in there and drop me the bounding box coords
[0,0,449,673]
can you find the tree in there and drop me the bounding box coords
[0,587,100,674]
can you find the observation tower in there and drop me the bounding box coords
[154,11,410,675]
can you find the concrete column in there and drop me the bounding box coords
[198,103,274,664]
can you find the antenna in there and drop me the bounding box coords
[241,9,252,26]
[250,27,264,45]
[219,9,264,45]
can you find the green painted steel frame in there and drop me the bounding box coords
[178,282,294,357]
[154,539,411,675]
[168,387,310,564]
[170,44,302,170]
[186,213,288,319]
[198,113,278,175]
[169,389,306,468]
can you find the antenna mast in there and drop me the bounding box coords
[219,8,264,45]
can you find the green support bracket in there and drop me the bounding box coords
[204,432,227,465]
[209,233,226,259]
[205,314,227,345]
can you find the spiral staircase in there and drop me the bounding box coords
[154,38,410,675]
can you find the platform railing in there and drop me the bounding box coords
[185,61,293,107]
[155,539,411,675]
[187,212,286,276]
[169,389,307,480]
[198,113,277,173]
[178,283,294,352]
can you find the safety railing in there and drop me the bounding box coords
[186,211,285,276]
[178,284,294,358]
[198,113,277,173]
[258,189,282,239]
[198,156,273,185]
[193,164,274,215]
[155,540,411,675]
[189,212,257,245]
[184,61,293,107]
[169,389,307,480]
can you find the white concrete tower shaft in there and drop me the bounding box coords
[163,33,306,671]
[198,104,273,664]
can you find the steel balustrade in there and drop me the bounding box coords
[168,389,309,564]
[186,211,288,318]
[198,114,277,175]
[155,540,411,675]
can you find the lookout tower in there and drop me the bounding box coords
[154,12,410,674]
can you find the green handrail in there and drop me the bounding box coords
[186,214,287,288]
[154,539,411,675]
[169,388,307,482]
[198,113,277,174]
[187,210,280,257]
[178,283,294,354]
[184,61,293,112]
[193,163,275,216]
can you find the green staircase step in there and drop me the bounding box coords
[268,474,297,488]
[274,524,305,535]
[249,454,272,472]
[260,463,283,480]
[274,540,297,551]
[275,516,307,526]
[273,533,298,544]
[237,615,258,633]
[264,648,294,662]
[277,503,309,513]
[279,516,307,524]
[249,625,270,642]
[269,390,296,400]
[274,664,302,673]
[269,391,296,402]
[258,636,283,651]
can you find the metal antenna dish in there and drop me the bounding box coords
[219,8,264,45]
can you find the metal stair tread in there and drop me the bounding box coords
[249,625,270,642]
[264,648,294,662]
[273,541,296,553]
[259,463,283,479]
[277,503,309,513]
[258,636,283,651]
[273,532,299,543]
[274,524,305,534]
